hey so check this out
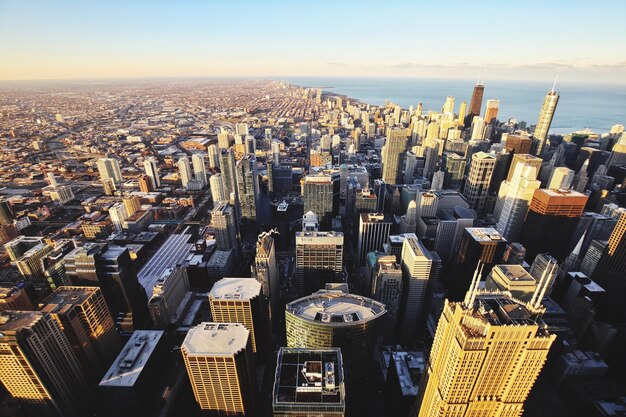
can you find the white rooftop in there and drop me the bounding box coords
[209,277,261,300]
[181,322,249,356]
[287,290,386,324]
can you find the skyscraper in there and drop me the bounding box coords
[400,236,434,343]
[235,154,259,224]
[468,81,484,118]
[143,157,160,189]
[302,172,340,230]
[381,127,408,185]
[177,156,194,189]
[209,278,265,354]
[211,203,241,261]
[370,255,403,342]
[414,272,556,417]
[483,98,500,123]
[254,230,279,324]
[495,164,541,241]
[295,231,343,297]
[219,148,238,205]
[506,154,543,182]
[0,311,89,417]
[534,86,560,156]
[39,286,121,380]
[191,153,208,187]
[548,166,575,189]
[5,236,52,282]
[357,213,392,265]
[97,157,123,184]
[207,143,220,168]
[462,152,496,214]
[181,322,257,415]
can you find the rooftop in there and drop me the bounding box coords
[181,322,249,356]
[494,264,535,283]
[0,310,41,332]
[465,227,506,243]
[209,277,261,300]
[39,286,97,314]
[99,330,164,388]
[286,290,386,325]
[392,351,425,397]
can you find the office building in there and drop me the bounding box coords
[207,143,220,168]
[357,213,392,265]
[97,157,123,184]
[0,198,14,225]
[534,87,560,156]
[370,255,403,342]
[295,231,344,297]
[99,331,167,417]
[468,81,484,118]
[441,153,466,189]
[462,152,495,214]
[529,253,559,297]
[138,174,154,192]
[210,173,227,203]
[607,132,626,168]
[219,148,238,205]
[181,322,257,415]
[485,264,537,302]
[209,277,265,353]
[495,164,541,241]
[414,280,556,417]
[285,290,386,380]
[0,285,34,312]
[254,230,279,323]
[400,236,434,343]
[5,235,52,282]
[235,154,259,223]
[272,348,345,417]
[177,156,194,189]
[211,203,241,260]
[39,286,121,379]
[148,266,191,329]
[400,200,418,234]
[303,172,339,230]
[192,153,208,187]
[520,189,588,262]
[548,166,575,189]
[506,154,543,182]
[484,98,500,123]
[143,158,160,189]
[0,311,88,417]
[381,127,408,184]
[505,134,532,154]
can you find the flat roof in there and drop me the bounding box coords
[493,265,536,283]
[392,351,425,397]
[465,227,506,243]
[39,286,97,313]
[99,330,164,388]
[0,310,41,332]
[209,278,261,300]
[273,348,344,408]
[286,290,386,325]
[181,322,249,356]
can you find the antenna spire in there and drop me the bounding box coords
[551,74,559,93]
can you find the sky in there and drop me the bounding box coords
[1,0,625,83]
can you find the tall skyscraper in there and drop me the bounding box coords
[534,86,560,156]
[0,311,89,417]
[468,81,484,118]
[235,154,259,224]
[483,98,500,123]
[138,174,154,192]
[219,148,238,205]
[414,271,556,417]
[371,255,403,342]
[495,164,541,241]
[463,152,496,214]
[381,127,408,185]
[207,143,220,168]
[0,198,14,225]
[211,203,241,260]
[210,173,227,203]
[191,153,208,187]
[548,166,575,189]
[607,132,626,168]
[357,213,392,265]
[506,154,543,182]
[209,278,265,353]
[39,286,121,380]
[302,172,340,230]
[5,236,52,282]
[295,231,343,296]
[181,322,257,415]
[400,236,434,343]
[97,157,123,184]
[143,157,160,189]
[177,156,194,189]
[254,230,279,324]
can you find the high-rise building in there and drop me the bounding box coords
[138,174,154,192]
[177,156,194,189]
[147,266,191,329]
[548,166,575,189]
[591,208,626,321]
[302,172,340,230]
[211,203,241,260]
[414,277,556,417]
[210,173,227,203]
[219,148,238,205]
[441,153,466,189]
[468,81,484,118]
[484,98,500,123]
[209,278,265,354]
[191,153,208,187]
[495,164,541,241]
[181,322,257,415]
[0,198,15,225]
[0,285,34,312]
[520,189,588,262]
[529,253,559,297]
[400,236,434,343]
[505,133,532,154]
[207,144,220,169]
[357,213,392,265]
[370,255,403,342]
[400,200,417,234]
[381,127,408,185]
[143,158,160,189]
[272,348,345,417]
[462,152,495,214]
[534,87,560,156]
[506,154,543,182]
[607,132,626,168]
[295,231,344,297]
[285,290,386,380]
[5,236,52,282]
[235,154,259,223]
[39,286,121,380]
[217,131,231,149]
[254,230,279,324]
[0,311,89,417]
[97,157,123,184]
[484,264,538,302]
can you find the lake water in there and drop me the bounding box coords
[282,77,626,134]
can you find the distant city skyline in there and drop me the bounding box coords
[1,0,625,83]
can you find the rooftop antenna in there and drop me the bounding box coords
[551,74,559,93]
[465,260,484,307]
[529,263,549,307]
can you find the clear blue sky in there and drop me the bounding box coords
[1,0,625,82]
